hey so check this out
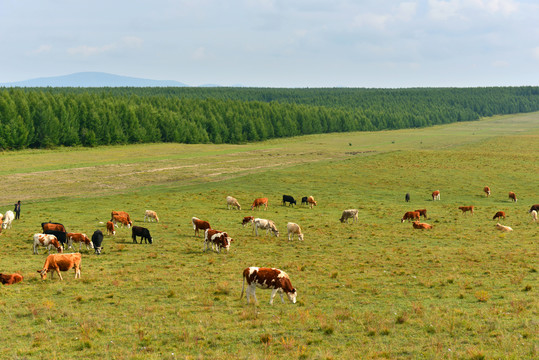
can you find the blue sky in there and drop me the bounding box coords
[1,0,538,87]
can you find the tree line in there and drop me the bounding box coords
[0,86,538,149]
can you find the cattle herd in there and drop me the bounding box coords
[0,188,536,307]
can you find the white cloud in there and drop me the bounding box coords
[492,60,509,67]
[192,47,208,60]
[428,0,519,21]
[67,44,115,57]
[121,36,143,48]
[31,44,52,54]
[533,47,539,60]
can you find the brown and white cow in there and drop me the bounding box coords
[242,216,254,227]
[37,253,82,280]
[0,273,23,285]
[144,210,159,223]
[251,198,268,211]
[458,206,474,215]
[414,209,428,219]
[529,204,539,213]
[253,218,279,237]
[192,217,211,237]
[287,222,304,241]
[339,209,359,224]
[493,211,506,220]
[66,233,94,251]
[401,211,420,223]
[483,186,491,197]
[33,233,63,255]
[106,221,116,235]
[307,196,317,209]
[226,196,241,210]
[111,214,132,228]
[432,190,440,201]
[240,267,297,305]
[412,221,433,229]
[508,192,517,202]
[495,223,513,232]
[531,210,538,223]
[203,229,233,253]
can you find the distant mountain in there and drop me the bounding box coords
[0,72,189,87]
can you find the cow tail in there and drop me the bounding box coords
[240,274,245,299]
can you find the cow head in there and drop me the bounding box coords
[94,246,102,255]
[286,289,297,304]
[57,245,63,253]
[148,237,153,244]
[37,269,48,280]
[298,233,304,241]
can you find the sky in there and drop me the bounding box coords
[1,0,538,88]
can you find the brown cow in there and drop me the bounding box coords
[66,233,94,251]
[432,190,440,201]
[0,273,23,285]
[37,253,82,280]
[508,192,517,202]
[42,222,66,233]
[493,211,506,220]
[412,221,433,229]
[401,211,420,223]
[307,196,317,209]
[483,186,491,197]
[242,216,254,227]
[192,217,211,237]
[414,209,428,219]
[251,198,268,211]
[203,229,233,253]
[459,206,474,215]
[240,267,297,305]
[112,214,132,228]
[106,221,116,235]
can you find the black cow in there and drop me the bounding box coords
[282,195,297,207]
[92,230,104,255]
[132,226,153,244]
[405,193,410,202]
[44,230,67,247]
[301,197,308,205]
[529,204,539,213]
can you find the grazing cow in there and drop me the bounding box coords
[66,233,94,251]
[287,222,304,241]
[307,196,317,209]
[91,230,104,255]
[405,193,410,202]
[192,217,211,237]
[508,192,517,202]
[282,195,297,207]
[458,206,474,215]
[251,198,268,211]
[242,216,254,227]
[44,230,67,247]
[2,210,14,229]
[412,221,433,229]
[240,267,297,305]
[253,218,279,237]
[432,190,440,201]
[495,223,513,232]
[111,214,132,228]
[0,273,23,285]
[301,197,308,205]
[33,233,63,255]
[531,210,537,223]
[226,196,241,210]
[106,221,116,235]
[37,253,82,280]
[111,211,131,223]
[493,211,506,220]
[401,211,420,223]
[144,210,159,223]
[415,209,428,219]
[528,204,539,213]
[204,229,233,253]
[340,209,359,224]
[132,226,153,244]
[42,222,66,233]
[484,186,491,197]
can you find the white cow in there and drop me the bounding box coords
[144,210,159,222]
[495,223,513,232]
[286,222,304,241]
[33,234,63,255]
[339,209,359,224]
[2,210,14,229]
[253,218,279,237]
[226,196,241,210]
[531,210,538,223]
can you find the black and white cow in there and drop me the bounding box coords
[282,195,296,207]
[92,230,104,255]
[44,230,67,247]
[132,226,153,244]
[240,267,297,305]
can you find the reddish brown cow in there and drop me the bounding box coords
[483,186,491,197]
[106,221,116,235]
[203,229,233,253]
[192,217,211,237]
[242,216,254,227]
[112,214,132,228]
[459,206,474,215]
[240,267,297,305]
[37,253,82,280]
[66,233,94,251]
[42,222,66,233]
[414,209,428,219]
[401,211,420,223]
[412,221,433,229]
[0,273,23,285]
[432,190,440,201]
[493,211,506,220]
[251,198,268,211]
[508,192,517,202]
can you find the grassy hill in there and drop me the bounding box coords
[0,112,537,359]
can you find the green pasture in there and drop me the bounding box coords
[0,113,537,359]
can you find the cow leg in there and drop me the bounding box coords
[56,269,63,281]
[75,266,80,279]
[279,290,285,304]
[270,288,279,305]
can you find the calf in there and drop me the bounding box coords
[405,193,410,202]
[37,253,82,280]
[92,230,104,255]
[432,190,440,201]
[458,206,474,215]
[282,195,296,207]
[204,229,233,253]
[301,197,308,205]
[251,197,268,211]
[42,222,66,233]
[340,209,359,224]
[401,211,420,223]
[412,221,433,229]
[253,218,279,237]
[192,217,211,237]
[493,211,506,220]
[0,273,23,285]
[2,210,14,229]
[33,233,63,255]
[132,226,153,244]
[66,233,94,251]
[531,210,537,223]
[495,223,513,232]
[414,209,428,219]
[226,196,241,210]
[508,192,517,202]
[307,196,317,209]
[484,186,491,197]
[242,216,254,227]
[144,210,159,223]
[106,221,116,235]
[286,222,304,241]
[240,267,297,305]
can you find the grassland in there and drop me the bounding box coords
[0,112,537,359]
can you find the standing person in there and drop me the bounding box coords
[14,200,21,220]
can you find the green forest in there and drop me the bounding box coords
[0,86,538,149]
